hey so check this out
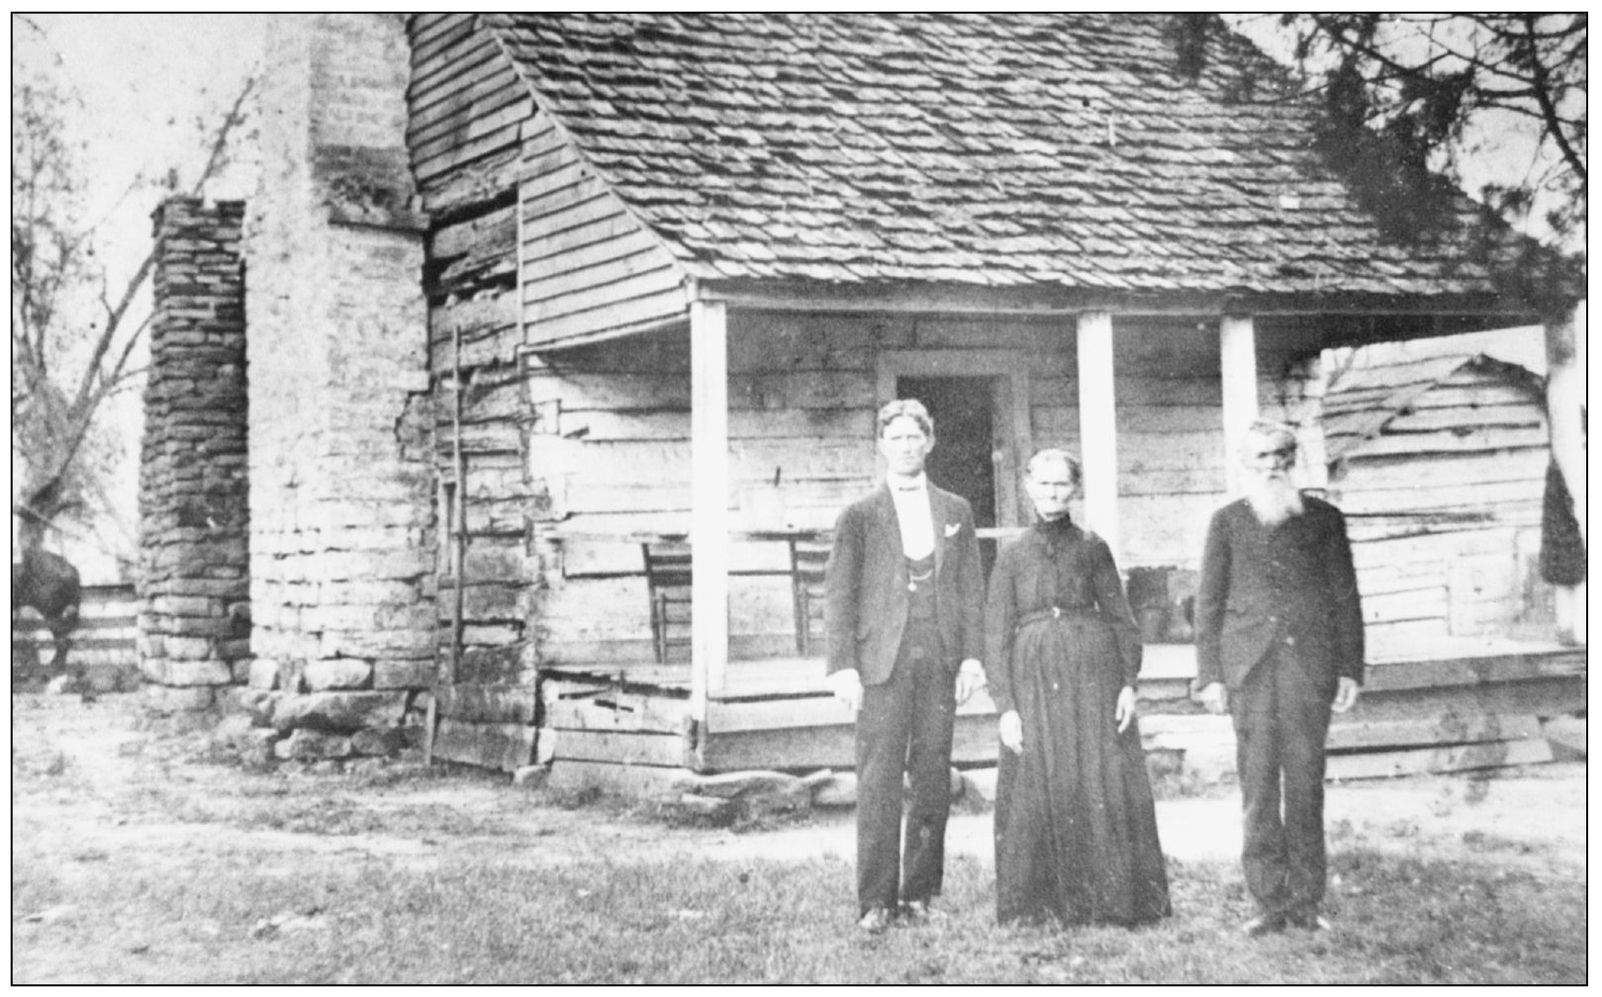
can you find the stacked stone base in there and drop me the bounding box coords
[137,576,253,712]
[216,658,433,770]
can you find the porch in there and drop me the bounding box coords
[536,636,1585,792]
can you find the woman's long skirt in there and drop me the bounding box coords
[994,615,1172,926]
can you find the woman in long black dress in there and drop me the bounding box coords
[986,449,1171,927]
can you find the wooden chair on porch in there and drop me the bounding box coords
[642,541,693,664]
[643,534,832,663]
[788,537,831,656]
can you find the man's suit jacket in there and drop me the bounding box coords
[1194,495,1365,694]
[824,483,985,686]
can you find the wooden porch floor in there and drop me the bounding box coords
[538,637,1585,778]
[542,643,1204,702]
[541,634,1582,703]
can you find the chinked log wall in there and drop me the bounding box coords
[529,313,1316,663]
[411,13,543,770]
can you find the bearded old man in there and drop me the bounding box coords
[1194,419,1364,937]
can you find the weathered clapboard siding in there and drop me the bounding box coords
[1350,425,1548,458]
[519,118,688,349]
[1324,342,1554,645]
[412,90,532,169]
[1335,449,1549,499]
[415,109,528,185]
[1324,361,1544,453]
[1339,478,1545,517]
[408,47,524,137]
[410,12,474,53]
[408,15,533,190]
[1379,402,1543,432]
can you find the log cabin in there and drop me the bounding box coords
[391,13,1588,784]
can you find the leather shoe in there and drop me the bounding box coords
[1287,909,1331,932]
[858,907,894,934]
[1241,912,1287,938]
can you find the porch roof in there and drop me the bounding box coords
[484,13,1515,305]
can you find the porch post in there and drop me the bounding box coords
[1220,315,1259,494]
[1076,311,1119,561]
[689,298,730,722]
[1545,299,1586,644]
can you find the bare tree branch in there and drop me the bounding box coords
[69,252,153,413]
[11,42,257,527]
[45,73,256,496]
[1520,14,1588,184]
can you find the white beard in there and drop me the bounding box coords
[1245,474,1305,528]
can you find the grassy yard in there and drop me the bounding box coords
[12,828,1584,984]
[10,694,1585,984]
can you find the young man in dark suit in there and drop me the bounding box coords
[1194,419,1364,937]
[824,399,987,933]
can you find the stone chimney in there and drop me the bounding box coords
[137,198,251,711]
[240,13,436,756]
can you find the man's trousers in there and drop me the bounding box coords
[1228,639,1334,919]
[854,634,956,916]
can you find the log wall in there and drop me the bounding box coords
[527,313,882,664]
[529,311,1319,661]
[410,13,543,769]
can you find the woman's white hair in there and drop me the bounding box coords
[1025,447,1082,486]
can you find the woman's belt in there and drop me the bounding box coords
[1014,605,1098,629]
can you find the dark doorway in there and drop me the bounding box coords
[898,375,998,575]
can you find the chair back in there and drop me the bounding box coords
[642,541,693,662]
[789,538,831,655]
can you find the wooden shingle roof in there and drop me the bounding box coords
[484,12,1506,302]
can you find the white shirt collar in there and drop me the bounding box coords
[887,473,935,558]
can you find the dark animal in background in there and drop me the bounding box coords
[13,473,88,691]
[12,546,83,679]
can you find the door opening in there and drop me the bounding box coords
[898,375,998,576]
